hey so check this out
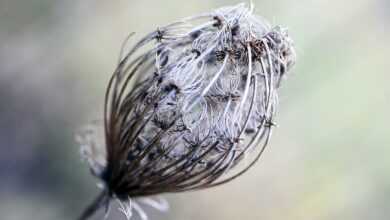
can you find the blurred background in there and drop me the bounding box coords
[0,0,389,219]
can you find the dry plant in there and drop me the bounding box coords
[76,2,296,220]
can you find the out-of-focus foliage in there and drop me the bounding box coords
[0,0,388,220]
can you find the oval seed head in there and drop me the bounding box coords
[79,2,296,217]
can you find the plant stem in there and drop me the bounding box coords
[78,190,108,220]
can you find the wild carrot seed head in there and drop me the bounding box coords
[79,2,295,201]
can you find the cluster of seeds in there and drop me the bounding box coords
[78,3,295,220]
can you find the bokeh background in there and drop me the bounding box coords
[1,0,389,219]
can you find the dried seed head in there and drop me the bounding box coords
[78,3,296,220]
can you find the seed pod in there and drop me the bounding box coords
[78,3,296,220]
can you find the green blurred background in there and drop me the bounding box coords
[0,0,389,219]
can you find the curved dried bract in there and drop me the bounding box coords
[78,3,296,220]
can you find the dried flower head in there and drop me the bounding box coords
[77,3,296,220]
